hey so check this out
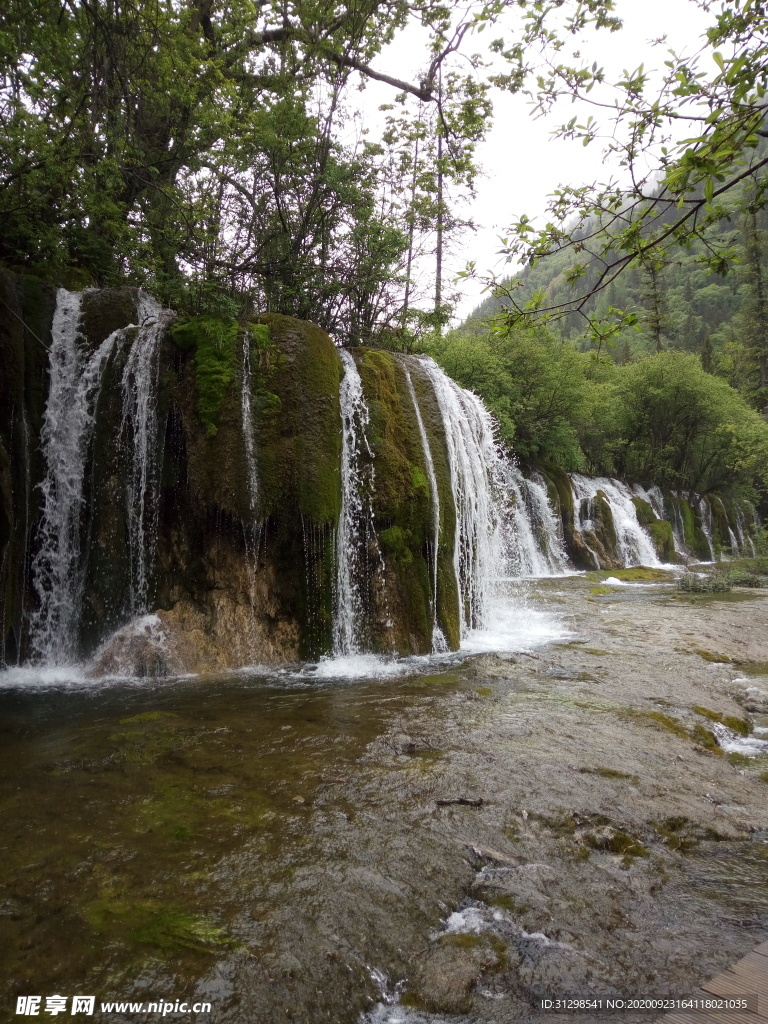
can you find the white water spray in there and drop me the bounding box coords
[698,497,716,560]
[508,467,569,576]
[571,474,661,567]
[120,293,173,614]
[418,357,512,636]
[334,350,382,656]
[30,290,126,662]
[241,332,259,516]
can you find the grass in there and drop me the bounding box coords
[692,706,750,735]
[695,649,735,663]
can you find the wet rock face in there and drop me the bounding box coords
[2,279,454,669]
[85,614,183,678]
[0,271,56,663]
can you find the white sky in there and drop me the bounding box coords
[349,0,714,322]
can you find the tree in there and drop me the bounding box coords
[0,0,491,339]
[480,0,768,349]
[640,255,670,353]
[740,207,768,406]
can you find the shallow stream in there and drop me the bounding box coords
[3,579,768,1023]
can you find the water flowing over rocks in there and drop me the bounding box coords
[0,275,761,674]
[2,574,768,1023]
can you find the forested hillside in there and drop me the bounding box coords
[432,173,768,506]
[462,195,768,412]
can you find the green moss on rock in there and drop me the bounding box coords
[172,316,240,438]
[357,349,433,653]
[649,520,676,562]
[253,313,342,524]
[406,357,461,649]
[631,495,656,527]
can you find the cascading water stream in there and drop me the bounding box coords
[714,496,740,555]
[403,365,446,652]
[418,357,511,636]
[240,330,264,632]
[241,332,259,516]
[120,294,173,614]
[333,350,382,656]
[507,467,568,576]
[570,474,661,567]
[30,290,128,663]
[16,405,33,657]
[698,497,716,560]
[641,484,666,521]
[737,507,757,556]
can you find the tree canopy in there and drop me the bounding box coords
[484,1,768,353]
[0,0,490,338]
[4,0,768,348]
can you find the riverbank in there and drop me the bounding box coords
[2,574,767,1023]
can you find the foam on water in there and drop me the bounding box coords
[714,722,768,756]
[0,595,566,690]
[0,665,90,690]
[297,607,564,682]
[460,596,567,654]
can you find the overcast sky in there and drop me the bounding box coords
[351,0,714,322]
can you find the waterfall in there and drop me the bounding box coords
[241,332,259,516]
[507,467,569,576]
[636,483,665,521]
[698,497,716,560]
[714,496,740,555]
[333,350,382,656]
[570,474,661,567]
[666,494,689,559]
[29,290,126,662]
[17,405,32,657]
[120,293,172,614]
[738,506,757,557]
[403,365,446,652]
[240,330,264,640]
[418,357,511,636]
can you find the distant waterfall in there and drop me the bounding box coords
[571,474,661,567]
[30,290,127,662]
[333,350,382,656]
[403,365,446,652]
[418,357,511,636]
[508,467,568,576]
[698,497,716,560]
[120,294,173,614]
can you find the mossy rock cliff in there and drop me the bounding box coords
[0,271,56,663]
[354,349,459,654]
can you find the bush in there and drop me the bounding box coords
[431,325,591,467]
[606,351,768,493]
[434,331,768,503]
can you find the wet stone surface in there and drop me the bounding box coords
[2,576,768,1023]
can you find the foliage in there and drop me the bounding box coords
[678,566,768,591]
[433,326,768,497]
[470,0,768,393]
[604,351,768,492]
[0,0,494,341]
[172,316,240,437]
[430,324,591,467]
